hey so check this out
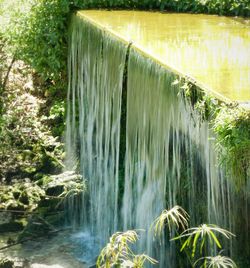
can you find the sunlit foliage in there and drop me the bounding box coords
[173,224,235,257]
[96,230,157,268]
[152,205,189,236]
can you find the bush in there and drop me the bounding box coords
[5,0,70,82]
[213,106,250,189]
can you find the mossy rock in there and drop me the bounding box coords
[0,193,13,203]
[1,181,45,211]
[33,172,46,182]
[36,175,54,187]
[17,215,55,242]
[6,201,26,211]
[38,196,63,211]
[22,166,37,175]
[43,171,85,197]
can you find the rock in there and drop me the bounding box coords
[6,201,26,211]
[0,212,12,224]
[13,190,21,200]
[38,197,63,212]
[0,220,24,233]
[0,257,30,268]
[45,185,64,197]
[19,192,29,205]
[0,258,14,268]
[13,258,30,268]
[0,181,45,211]
[0,258,30,268]
[18,215,55,242]
[43,171,85,198]
[36,176,53,187]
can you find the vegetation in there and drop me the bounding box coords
[194,255,237,268]
[152,205,189,236]
[213,106,250,189]
[0,1,67,182]
[97,207,237,268]
[1,2,249,186]
[97,230,157,268]
[0,0,249,267]
[173,224,235,257]
[179,78,250,190]
[0,63,65,180]
[155,208,236,268]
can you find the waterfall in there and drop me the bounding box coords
[66,15,128,239]
[66,13,249,267]
[123,48,232,266]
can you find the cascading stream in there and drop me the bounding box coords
[66,13,249,267]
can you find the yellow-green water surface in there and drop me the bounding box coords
[78,10,250,102]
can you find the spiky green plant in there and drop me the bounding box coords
[96,230,157,268]
[194,255,237,268]
[122,254,158,268]
[152,205,189,237]
[173,224,235,257]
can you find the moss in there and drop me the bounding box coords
[36,175,54,187]
[22,166,37,175]
[0,181,45,211]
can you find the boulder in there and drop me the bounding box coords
[0,258,14,268]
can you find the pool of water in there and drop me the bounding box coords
[78,10,250,102]
[0,230,99,268]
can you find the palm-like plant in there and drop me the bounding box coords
[152,205,189,236]
[194,255,237,268]
[96,230,157,268]
[173,224,235,257]
[122,254,158,268]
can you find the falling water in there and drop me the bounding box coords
[122,48,233,266]
[66,13,249,267]
[66,15,128,239]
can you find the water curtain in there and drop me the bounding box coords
[66,15,127,236]
[66,13,249,266]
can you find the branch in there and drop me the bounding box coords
[2,56,15,91]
